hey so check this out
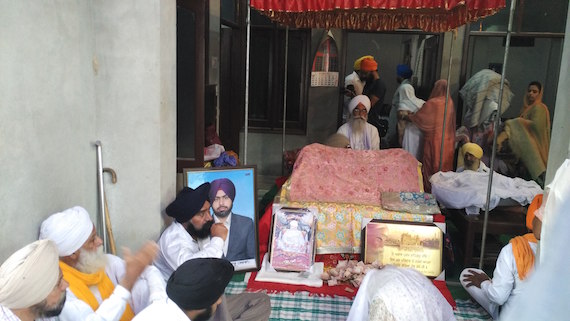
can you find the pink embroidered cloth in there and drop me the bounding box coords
[289,144,422,206]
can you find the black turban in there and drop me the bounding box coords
[166,183,210,223]
[167,258,234,311]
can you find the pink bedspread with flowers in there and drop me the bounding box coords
[289,144,422,206]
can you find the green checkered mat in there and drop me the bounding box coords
[226,273,492,321]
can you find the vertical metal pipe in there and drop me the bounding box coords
[479,0,517,269]
[244,0,251,165]
[281,27,289,175]
[439,31,455,172]
[95,141,108,253]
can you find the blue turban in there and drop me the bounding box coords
[209,178,236,203]
[397,64,413,79]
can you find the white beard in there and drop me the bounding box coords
[350,116,367,136]
[76,246,108,274]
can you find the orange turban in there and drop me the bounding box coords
[353,55,374,71]
[360,58,378,72]
[526,194,543,230]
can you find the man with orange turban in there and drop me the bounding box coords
[359,58,387,136]
[343,55,375,122]
[459,194,543,320]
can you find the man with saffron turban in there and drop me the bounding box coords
[456,143,489,173]
[0,240,68,321]
[342,55,374,123]
[154,184,271,321]
[209,178,255,262]
[39,206,165,321]
[460,195,543,320]
[337,95,380,150]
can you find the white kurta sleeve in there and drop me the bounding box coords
[481,244,516,305]
[369,125,380,150]
[58,285,130,321]
[166,235,224,269]
[141,265,167,304]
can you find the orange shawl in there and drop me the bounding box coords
[60,261,135,321]
[509,233,537,280]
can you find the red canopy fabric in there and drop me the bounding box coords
[250,0,505,32]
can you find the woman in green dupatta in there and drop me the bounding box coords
[497,81,551,187]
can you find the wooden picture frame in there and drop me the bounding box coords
[184,166,259,272]
[362,219,444,278]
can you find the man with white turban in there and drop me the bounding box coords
[337,95,381,150]
[154,185,271,321]
[39,206,166,321]
[0,240,68,321]
[457,143,489,173]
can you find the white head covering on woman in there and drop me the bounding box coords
[0,239,60,309]
[397,84,425,113]
[39,206,93,256]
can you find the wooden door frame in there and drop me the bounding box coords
[176,0,206,172]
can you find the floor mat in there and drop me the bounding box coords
[226,273,492,321]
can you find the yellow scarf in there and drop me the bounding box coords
[59,261,135,321]
[509,233,537,280]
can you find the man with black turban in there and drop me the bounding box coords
[133,258,233,321]
[154,184,271,321]
[209,178,256,262]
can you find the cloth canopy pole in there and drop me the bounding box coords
[438,30,456,172]
[244,0,251,165]
[95,141,108,253]
[281,27,289,175]
[479,0,517,270]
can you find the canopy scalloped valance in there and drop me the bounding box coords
[250,0,505,32]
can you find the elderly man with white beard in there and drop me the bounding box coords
[337,95,381,150]
[39,206,166,321]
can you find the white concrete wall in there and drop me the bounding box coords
[0,0,176,261]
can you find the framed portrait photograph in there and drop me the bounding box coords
[362,219,444,278]
[269,206,317,272]
[184,166,259,272]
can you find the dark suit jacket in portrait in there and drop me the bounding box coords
[225,212,256,262]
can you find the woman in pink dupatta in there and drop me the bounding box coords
[408,80,456,192]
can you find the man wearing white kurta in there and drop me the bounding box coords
[39,206,166,321]
[337,95,381,150]
[0,240,68,321]
[154,183,271,321]
[460,196,542,320]
[133,258,233,321]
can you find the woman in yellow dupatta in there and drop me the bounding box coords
[498,81,551,187]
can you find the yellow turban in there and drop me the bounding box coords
[462,143,483,159]
[353,55,374,71]
[0,240,60,309]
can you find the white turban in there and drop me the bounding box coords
[0,239,60,309]
[39,206,93,256]
[348,95,371,114]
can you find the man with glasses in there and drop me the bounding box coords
[337,95,381,150]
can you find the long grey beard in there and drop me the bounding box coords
[351,117,367,135]
[76,246,108,274]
